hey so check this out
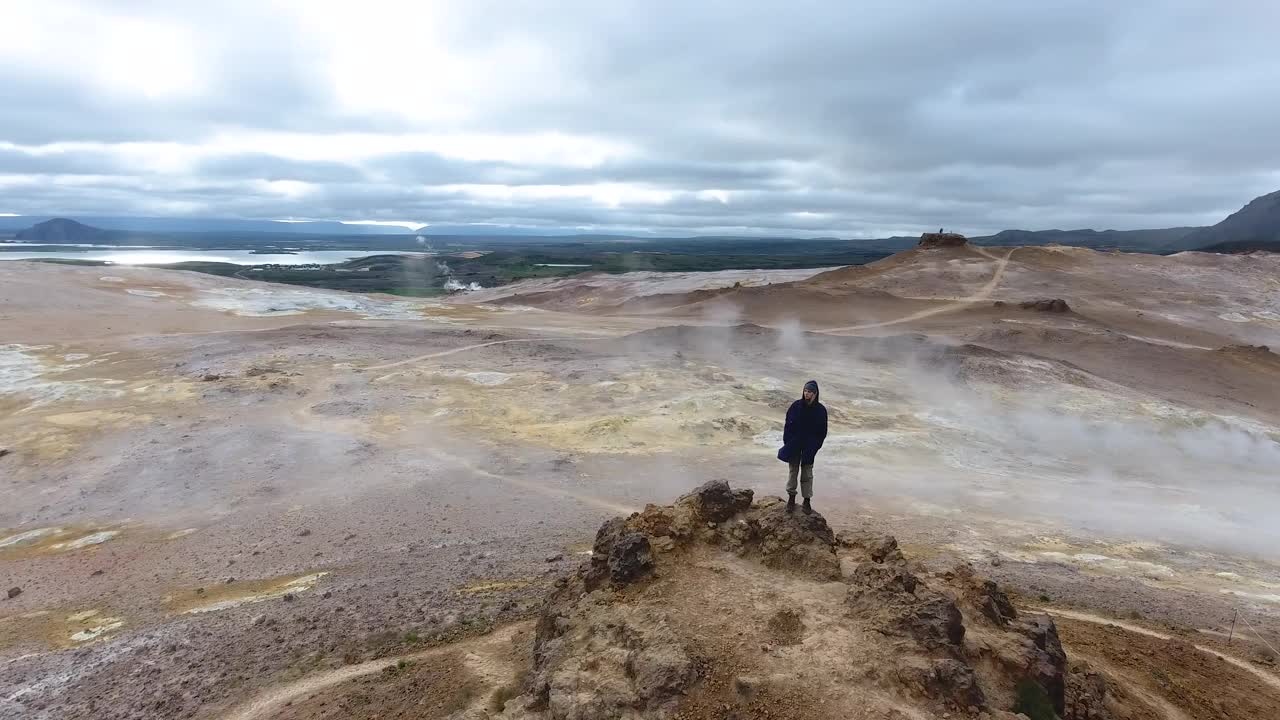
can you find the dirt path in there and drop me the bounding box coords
[423,448,638,516]
[221,622,529,720]
[364,334,619,374]
[1032,606,1280,693]
[819,246,1015,333]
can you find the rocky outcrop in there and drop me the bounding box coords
[522,602,694,719]
[621,479,839,581]
[846,561,966,651]
[919,232,969,248]
[489,482,1086,720]
[748,502,840,579]
[1019,298,1071,313]
[896,656,986,709]
[1018,614,1069,714]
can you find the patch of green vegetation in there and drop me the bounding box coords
[1038,594,1052,602]
[1013,678,1059,720]
[379,287,448,298]
[382,658,412,677]
[26,258,111,266]
[489,683,520,712]
[404,630,420,643]
[489,667,530,712]
[160,261,243,276]
[10,236,893,296]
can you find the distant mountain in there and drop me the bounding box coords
[0,211,1253,256]
[1184,189,1280,252]
[14,218,109,243]
[971,227,1203,253]
[1195,239,1280,254]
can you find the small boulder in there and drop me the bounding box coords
[1064,666,1110,720]
[849,562,919,594]
[945,563,1018,627]
[901,589,967,649]
[626,640,694,707]
[849,580,965,650]
[607,533,654,585]
[6,587,21,600]
[838,530,904,564]
[897,656,986,708]
[676,479,753,523]
[585,516,629,588]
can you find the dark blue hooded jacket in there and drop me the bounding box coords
[778,380,828,465]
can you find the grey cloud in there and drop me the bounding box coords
[194,154,368,184]
[2,0,1279,235]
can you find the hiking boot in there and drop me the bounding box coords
[786,493,796,513]
[802,498,812,515]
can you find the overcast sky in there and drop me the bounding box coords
[3,1,1279,237]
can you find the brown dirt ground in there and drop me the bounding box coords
[1056,617,1280,720]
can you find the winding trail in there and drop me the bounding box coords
[820,246,1016,333]
[364,338,564,372]
[222,622,529,720]
[423,448,638,516]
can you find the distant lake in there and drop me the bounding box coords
[0,247,397,266]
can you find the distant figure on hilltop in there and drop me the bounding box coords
[919,231,968,248]
[777,380,828,514]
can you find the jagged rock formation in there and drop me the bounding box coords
[919,232,969,248]
[462,480,1125,720]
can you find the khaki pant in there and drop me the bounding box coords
[786,462,814,499]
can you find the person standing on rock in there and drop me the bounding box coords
[778,380,828,514]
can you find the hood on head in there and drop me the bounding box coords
[803,380,819,403]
